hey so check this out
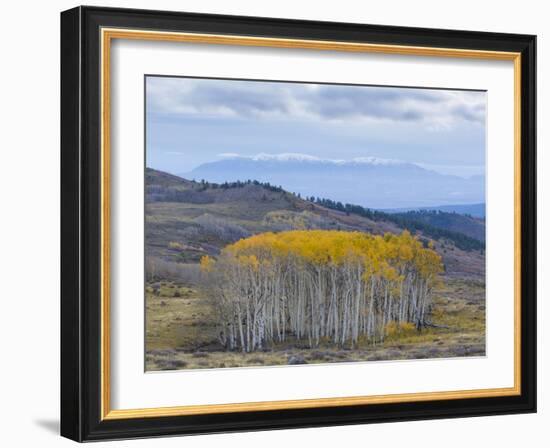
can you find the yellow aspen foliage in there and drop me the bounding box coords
[199,255,215,273]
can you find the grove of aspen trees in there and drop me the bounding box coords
[200,230,443,352]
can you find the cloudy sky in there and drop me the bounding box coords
[146,76,486,177]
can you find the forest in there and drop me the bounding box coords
[310,196,484,251]
[200,230,443,352]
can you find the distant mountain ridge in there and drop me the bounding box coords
[217,152,406,166]
[382,203,486,219]
[182,153,484,209]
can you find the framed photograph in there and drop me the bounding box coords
[61,6,536,441]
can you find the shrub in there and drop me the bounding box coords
[194,214,250,242]
[145,257,201,284]
[385,321,417,338]
[168,241,185,251]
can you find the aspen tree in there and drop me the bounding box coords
[201,230,442,351]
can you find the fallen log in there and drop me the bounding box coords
[422,320,454,330]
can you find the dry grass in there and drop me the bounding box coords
[145,277,485,371]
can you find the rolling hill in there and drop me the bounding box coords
[145,168,485,279]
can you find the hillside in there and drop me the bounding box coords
[145,168,485,279]
[391,210,485,242]
[309,197,484,250]
[146,168,398,260]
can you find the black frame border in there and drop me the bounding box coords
[61,6,536,442]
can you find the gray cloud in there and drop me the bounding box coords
[147,77,486,127]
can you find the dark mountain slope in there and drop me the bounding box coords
[392,210,485,242]
[382,203,486,219]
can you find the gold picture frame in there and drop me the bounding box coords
[61,6,536,441]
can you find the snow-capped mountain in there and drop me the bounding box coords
[181,153,485,209]
[217,152,406,166]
